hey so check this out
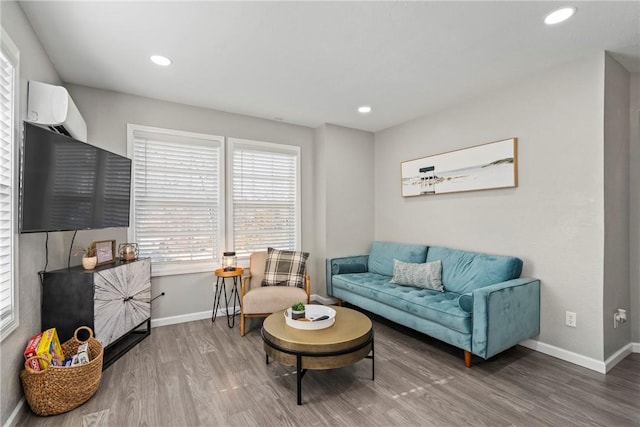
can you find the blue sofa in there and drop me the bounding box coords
[326,241,540,367]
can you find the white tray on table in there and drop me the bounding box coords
[284,305,336,330]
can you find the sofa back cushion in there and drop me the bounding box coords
[368,241,428,276]
[426,246,523,294]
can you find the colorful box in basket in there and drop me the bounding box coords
[23,328,64,371]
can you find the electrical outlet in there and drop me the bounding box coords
[565,311,577,327]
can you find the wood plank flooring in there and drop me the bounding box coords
[17,311,640,427]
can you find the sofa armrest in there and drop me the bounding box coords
[471,277,540,359]
[325,255,369,296]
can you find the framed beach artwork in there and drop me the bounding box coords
[401,138,517,197]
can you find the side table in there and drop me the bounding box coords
[212,267,244,328]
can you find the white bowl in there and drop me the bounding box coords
[284,305,336,330]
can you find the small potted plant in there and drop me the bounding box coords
[74,246,97,270]
[291,302,306,320]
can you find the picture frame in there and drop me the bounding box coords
[401,138,517,197]
[92,240,116,266]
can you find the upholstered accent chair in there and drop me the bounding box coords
[240,251,310,336]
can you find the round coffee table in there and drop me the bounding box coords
[261,306,374,405]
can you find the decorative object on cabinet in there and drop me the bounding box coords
[41,258,151,369]
[91,240,116,266]
[118,243,138,262]
[401,138,517,197]
[73,246,98,270]
[81,256,98,270]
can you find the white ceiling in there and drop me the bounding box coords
[19,1,640,132]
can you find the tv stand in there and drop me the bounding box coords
[41,258,151,369]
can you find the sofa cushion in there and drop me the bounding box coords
[390,259,443,291]
[368,241,428,276]
[332,272,471,333]
[426,246,523,294]
[243,285,308,314]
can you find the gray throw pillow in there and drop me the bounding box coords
[390,259,444,291]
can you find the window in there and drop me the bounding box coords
[128,125,224,276]
[228,138,300,258]
[0,29,19,340]
[128,127,302,276]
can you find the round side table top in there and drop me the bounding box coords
[214,267,244,277]
[263,306,372,354]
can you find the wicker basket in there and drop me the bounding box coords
[20,326,103,416]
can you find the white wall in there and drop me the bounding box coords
[602,54,631,358]
[313,125,328,293]
[313,124,375,293]
[324,125,375,256]
[374,55,607,360]
[64,84,316,320]
[630,73,640,344]
[0,2,65,425]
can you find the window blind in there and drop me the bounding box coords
[131,128,223,274]
[229,139,300,257]
[0,35,17,338]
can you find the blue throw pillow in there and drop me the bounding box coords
[331,263,367,275]
[458,293,473,313]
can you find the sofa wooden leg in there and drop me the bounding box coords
[240,314,245,337]
[464,350,472,368]
[337,299,343,307]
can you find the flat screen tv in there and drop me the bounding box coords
[20,122,132,233]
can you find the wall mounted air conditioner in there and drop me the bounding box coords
[26,81,87,142]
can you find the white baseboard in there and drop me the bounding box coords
[604,343,633,373]
[519,339,607,373]
[151,306,235,328]
[3,398,25,427]
[520,339,640,374]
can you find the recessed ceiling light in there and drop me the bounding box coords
[358,105,372,114]
[544,7,576,25]
[150,55,172,66]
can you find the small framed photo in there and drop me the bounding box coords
[92,240,116,266]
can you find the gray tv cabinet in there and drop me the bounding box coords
[41,258,151,369]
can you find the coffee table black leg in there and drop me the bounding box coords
[297,354,302,405]
[295,356,309,405]
[365,334,375,380]
[371,338,375,380]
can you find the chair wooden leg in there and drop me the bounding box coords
[464,350,472,368]
[240,313,245,336]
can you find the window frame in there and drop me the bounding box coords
[0,28,20,341]
[226,137,301,263]
[127,124,226,277]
